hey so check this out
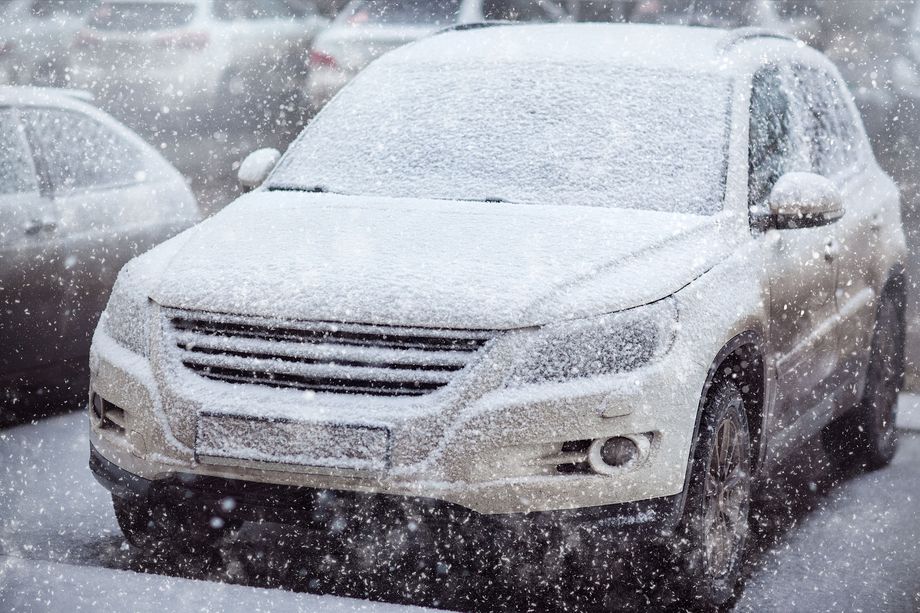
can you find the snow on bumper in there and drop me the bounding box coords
[89,318,705,516]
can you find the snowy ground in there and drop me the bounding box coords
[2,397,920,612]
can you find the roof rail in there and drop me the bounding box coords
[434,20,512,36]
[718,27,797,52]
[26,86,95,103]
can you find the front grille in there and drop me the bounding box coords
[167,311,494,397]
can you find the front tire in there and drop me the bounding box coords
[113,495,237,554]
[672,382,752,609]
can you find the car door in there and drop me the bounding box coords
[751,65,841,433]
[795,64,883,388]
[0,106,64,381]
[21,107,158,365]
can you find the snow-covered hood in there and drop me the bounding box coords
[148,193,736,329]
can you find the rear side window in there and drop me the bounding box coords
[0,110,38,195]
[30,0,98,18]
[23,109,145,193]
[344,0,461,26]
[88,2,197,31]
[482,0,561,21]
[213,0,301,20]
[794,66,862,177]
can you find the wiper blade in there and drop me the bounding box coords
[456,196,514,204]
[267,185,334,193]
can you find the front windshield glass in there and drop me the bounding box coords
[271,62,732,215]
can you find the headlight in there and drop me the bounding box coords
[505,299,678,386]
[99,268,150,356]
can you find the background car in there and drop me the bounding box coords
[88,24,905,608]
[0,0,100,87]
[306,0,568,110]
[0,86,200,416]
[69,0,329,135]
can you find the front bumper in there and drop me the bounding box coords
[90,443,680,547]
[89,303,708,516]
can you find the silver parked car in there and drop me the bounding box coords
[0,86,199,410]
[69,0,328,129]
[89,24,905,607]
[306,0,567,110]
[0,0,99,87]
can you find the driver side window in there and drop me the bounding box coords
[748,67,793,210]
[748,66,814,210]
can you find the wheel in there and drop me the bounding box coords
[825,286,904,469]
[672,382,752,609]
[112,495,238,554]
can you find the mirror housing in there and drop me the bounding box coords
[238,148,281,192]
[767,172,844,229]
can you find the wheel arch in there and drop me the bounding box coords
[671,329,767,524]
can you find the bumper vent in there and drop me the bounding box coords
[167,311,494,397]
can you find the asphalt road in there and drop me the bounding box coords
[1,397,919,612]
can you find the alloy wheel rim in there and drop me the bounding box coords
[702,408,750,579]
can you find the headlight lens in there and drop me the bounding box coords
[99,269,150,356]
[505,299,678,386]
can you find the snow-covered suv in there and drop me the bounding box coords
[88,24,907,606]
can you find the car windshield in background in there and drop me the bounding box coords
[29,0,99,17]
[213,0,305,20]
[345,0,461,26]
[272,63,732,215]
[87,2,197,31]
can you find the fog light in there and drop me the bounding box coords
[600,437,638,466]
[588,434,651,476]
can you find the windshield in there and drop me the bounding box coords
[271,62,732,215]
[87,2,198,31]
[343,0,461,26]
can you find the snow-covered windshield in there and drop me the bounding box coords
[271,62,732,214]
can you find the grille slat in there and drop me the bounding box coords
[172,317,491,352]
[173,330,471,370]
[168,311,494,397]
[180,350,458,385]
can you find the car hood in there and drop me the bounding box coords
[149,193,739,329]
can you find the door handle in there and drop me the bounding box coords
[824,238,839,262]
[23,218,56,236]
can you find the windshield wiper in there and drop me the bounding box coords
[267,185,336,194]
[456,196,514,204]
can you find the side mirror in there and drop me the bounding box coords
[768,172,844,229]
[238,148,281,192]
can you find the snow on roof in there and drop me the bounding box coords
[0,86,97,111]
[383,23,751,71]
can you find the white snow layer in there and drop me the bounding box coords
[273,57,732,214]
[0,556,439,613]
[144,193,733,329]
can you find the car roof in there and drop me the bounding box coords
[384,23,798,73]
[0,86,98,111]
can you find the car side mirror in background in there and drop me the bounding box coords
[768,172,844,229]
[238,148,281,192]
